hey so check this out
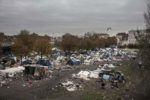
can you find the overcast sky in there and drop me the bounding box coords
[0,0,147,36]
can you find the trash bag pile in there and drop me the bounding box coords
[0,47,136,88]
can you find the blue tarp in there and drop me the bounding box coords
[67,58,81,65]
[36,59,51,67]
[102,74,110,80]
[21,60,32,65]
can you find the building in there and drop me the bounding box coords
[97,33,109,39]
[84,32,110,39]
[116,29,146,46]
[128,29,146,44]
[116,32,128,46]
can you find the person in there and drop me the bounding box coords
[138,60,142,69]
[101,81,105,89]
[28,79,33,87]
[113,80,118,88]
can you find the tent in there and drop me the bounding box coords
[36,59,51,67]
[24,65,48,80]
[67,57,81,65]
[21,60,32,65]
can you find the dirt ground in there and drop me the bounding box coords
[0,64,96,100]
[0,62,127,100]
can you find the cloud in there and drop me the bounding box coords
[0,0,147,35]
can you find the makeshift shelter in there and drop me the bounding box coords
[36,59,51,67]
[24,65,48,80]
[2,44,12,56]
[99,70,124,82]
[21,60,32,65]
[67,57,81,65]
[1,56,16,66]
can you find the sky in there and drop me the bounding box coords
[0,0,147,36]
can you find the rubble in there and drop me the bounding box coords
[61,80,82,91]
[99,70,125,82]
[67,57,81,65]
[0,66,25,77]
[0,47,135,90]
[72,63,116,81]
[72,71,90,80]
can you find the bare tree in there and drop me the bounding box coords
[138,1,150,69]
[33,36,51,58]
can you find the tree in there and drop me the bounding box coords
[60,33,117,51]
[0,32,6,43]
[61,33,79,51]
[12,30,34,57]
[106,36,117,47]
[137,1,150,69]
[33,36,51,58]
[12,39,30,57]
[0,32,6,56]
[130,2,150,99]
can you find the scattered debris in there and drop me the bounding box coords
[61,80,82,91]
[99,70,125,82]
[0,47,134,89]
[72,63,116,80]
[0,66,24,77]
[72,71,90,80]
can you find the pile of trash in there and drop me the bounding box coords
[0,57,53,87]
[70,63,125,90]
[72,71,90,80]
[0,66,24,78]
[72,64,116,81]
[61,80,82,91]
[67,57,81,65]
[0,47,135,89]
[99,70,124,82]
[50,47,136,67]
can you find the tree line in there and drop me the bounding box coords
[0,30,52,58]
[58,33,117,51]
[0,30,117,57]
